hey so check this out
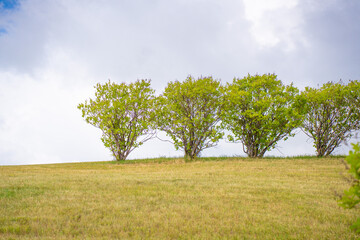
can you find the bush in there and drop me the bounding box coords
[155,76,224,161]
[301,81,360,157]
[222,73,304,158]
[339,143,360,233]
[78,79,156,161]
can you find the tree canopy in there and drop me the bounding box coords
[77,79,156,161]
[77,75,360,160]
[301,80,360,157]
[155,76,224,161]
[222,74,304,158]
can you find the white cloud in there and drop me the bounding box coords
[243,0,307,51]
[0,50,108,165]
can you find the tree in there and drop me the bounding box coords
[339,143,360,233]
[77,79,156,161]
[301,80,360,157]
[155,76,224,161]
[222,73,304,158]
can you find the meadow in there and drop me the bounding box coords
[0,157,359,239]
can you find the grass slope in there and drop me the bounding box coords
[0,157,358,239]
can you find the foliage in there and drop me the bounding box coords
[222,73,304,158]
[339,143,360,233]
[301,80,360,157]
[77,79,156,161]
[155,76,224,161]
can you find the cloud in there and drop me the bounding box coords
[0,69,108,165]
[0,0,359,165]
[299,0,360,83]
[243,0,306,51]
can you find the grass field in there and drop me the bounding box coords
[0,157,359,239]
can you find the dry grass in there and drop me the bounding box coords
[0,157,359,239]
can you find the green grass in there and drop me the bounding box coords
[0,157,358,239]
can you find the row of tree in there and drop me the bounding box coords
[78,74,360,161]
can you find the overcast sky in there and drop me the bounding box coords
[0,0,359,165]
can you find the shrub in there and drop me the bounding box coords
[155,76,224,161]
[301,80,360,157]
[78,79,156,161]
[222,73,304,158]
[339,143,360,233]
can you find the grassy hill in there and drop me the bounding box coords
[0,157,359,239]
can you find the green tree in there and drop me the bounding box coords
[301,80,360,157]
[78,79,156,161]
[155,76,224,161]
[339,143,360,233]
[222,73,304,158]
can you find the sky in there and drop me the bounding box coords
[0,0,359,165]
